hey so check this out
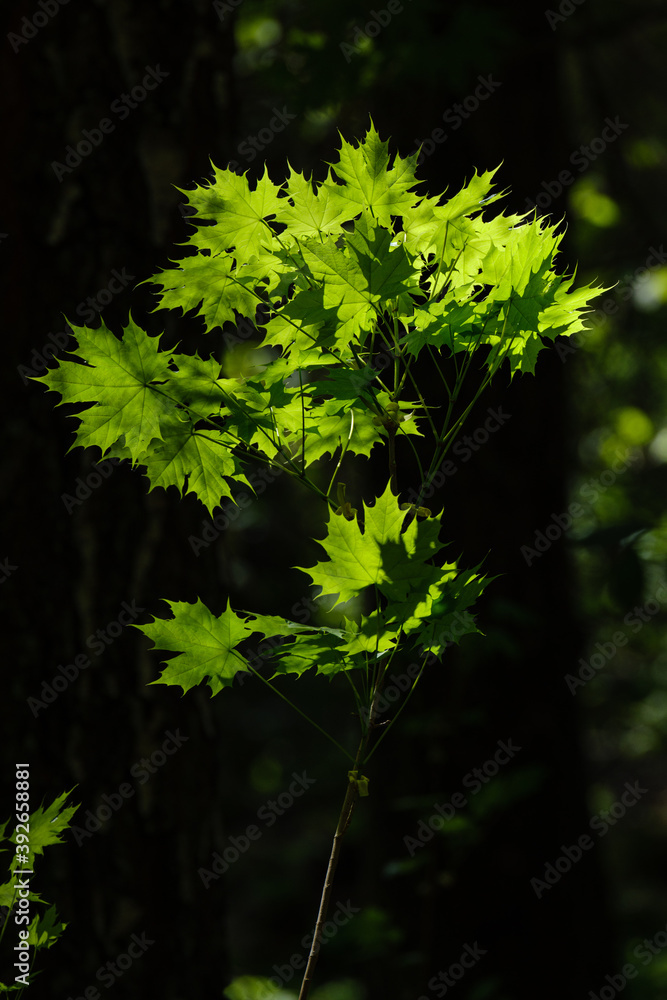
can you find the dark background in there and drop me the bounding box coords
[3,1,667,998]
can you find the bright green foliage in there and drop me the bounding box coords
[35,119,602,509]
[223,974,359,1000]
[8,792,78,865]
[36,316,176,464]
[138,485,487,699]
[223,975,294,1000]
[35,119,603,740]
[298,482,445,607]
[0,791,78,993]
[33,123,604,996]
[139,599,316,695]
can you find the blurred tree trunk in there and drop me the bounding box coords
[2,5,241,996]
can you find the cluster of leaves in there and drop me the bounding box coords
[0,791,78,994]
[35,120,602,723]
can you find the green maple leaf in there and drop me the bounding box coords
[299,239,379,342]
[463,220,606,376]
[297,217,415,343]
[0,879,18,909]
[274,165,351,237]
[145,251,259,332]
[307,364,378,402]
[483,214,559,296]
[402,167,506,277]
[29,905,68,949]
[137,600,323,693]
[346,215,417,299]
[270,627,351,679]
[297,482,442,609]
[137,599,255,695]
[539,270,603,340]
[335,613,399,658]
[298,400,377,464]
[402,297,480,357]
[33,316,175,463]
[164,352,226,411]
[401,208,605,376]
[260,287,343,357]
[327,120,421,227]
[17,791,78,857]
[179,164,284,266]
[293,491,486,660]
[6,790,79,887]
[36,116,607,714]
[394,565,489,657]
[137,414,250,514]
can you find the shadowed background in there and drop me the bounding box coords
[2,1,667,997]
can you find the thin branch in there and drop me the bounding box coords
[297,678,386,1000]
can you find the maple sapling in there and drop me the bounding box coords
[35,119,604,998]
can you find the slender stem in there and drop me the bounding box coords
[363,647,431,763]
[393,420,426,497]
[297,678,387,1000]
[414,353,501,509]
[401,355,441,441]
[240,656,356,762]
[149,383,335,510]
[299,367,306,469]
[325,411,355,499]
[296,759,361,1000]
[388,423,398,494]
